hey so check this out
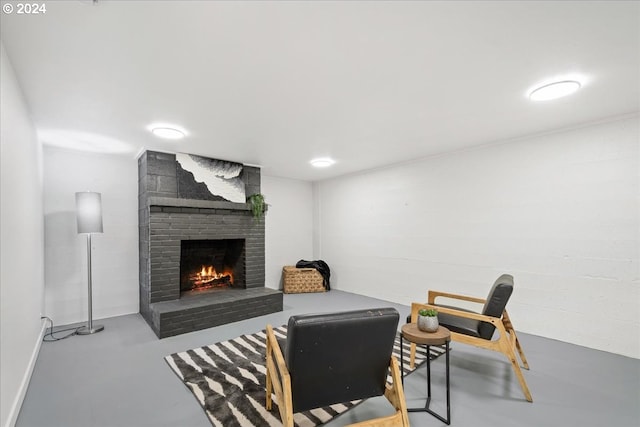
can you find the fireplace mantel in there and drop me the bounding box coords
[148,196,252,212]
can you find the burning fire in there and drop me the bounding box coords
[189,266,233,288]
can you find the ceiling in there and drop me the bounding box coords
[1,1,638,181]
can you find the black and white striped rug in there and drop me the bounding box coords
[165,326,444,427]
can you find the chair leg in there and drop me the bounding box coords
[385,356,410,427]
[265,328,273,410]
[390,356,410,427]
[513,332,530,370]
[507,350,533,402]
[265,368,273,410]
[499,331,533,402]
[502,311,530,369]
[410,342,416,370]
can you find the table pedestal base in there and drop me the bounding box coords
[401,336,451,425]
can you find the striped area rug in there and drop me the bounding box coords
[165,326,444,427]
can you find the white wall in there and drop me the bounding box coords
[263,175,314,289]
[43,148,139,325]
[0,44,46,427]
[315,116,639,358]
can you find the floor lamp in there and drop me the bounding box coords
[75,191,104,335]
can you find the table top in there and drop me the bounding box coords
[401,323,451,345]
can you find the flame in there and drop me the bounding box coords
[189,265,233,288]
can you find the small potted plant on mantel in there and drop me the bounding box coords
[247,193,267,220]
[417,308,439,333]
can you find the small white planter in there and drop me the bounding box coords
[417,315,439,332]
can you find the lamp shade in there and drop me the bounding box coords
[76,192,103,234]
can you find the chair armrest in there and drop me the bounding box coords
[266,325,289,378]
[411,302,500,325]
[428,290,487,305]
[266,325,293,426]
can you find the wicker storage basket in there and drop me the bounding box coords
[282,266,326,294]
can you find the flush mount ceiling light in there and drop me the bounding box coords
[310,158,335,168]
[529,80,582,101]
[148,123,187,139]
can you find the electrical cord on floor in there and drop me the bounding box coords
[41,316,81,341]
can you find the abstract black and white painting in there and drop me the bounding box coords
[176,153,246,203]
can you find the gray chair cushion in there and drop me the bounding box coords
[478,274,513,339]
[435,305,483,337]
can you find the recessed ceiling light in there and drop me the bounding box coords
[310,158,335,168]
[148,124,187,139]
[529,80,581,101]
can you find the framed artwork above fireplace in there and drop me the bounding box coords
[176,153,246,203]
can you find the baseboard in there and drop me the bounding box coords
[4,318,47,427]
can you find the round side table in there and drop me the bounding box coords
[400,323,451,425]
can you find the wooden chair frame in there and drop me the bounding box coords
[265,324,410,427]
[409,290,533,402]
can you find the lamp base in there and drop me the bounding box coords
[76,325,104,335]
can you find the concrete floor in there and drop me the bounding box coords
[16,290,640,427]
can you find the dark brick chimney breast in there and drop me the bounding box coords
[138,151,282,338]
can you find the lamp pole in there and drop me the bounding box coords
[76,192,104,335]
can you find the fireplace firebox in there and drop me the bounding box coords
[180,239,245,292]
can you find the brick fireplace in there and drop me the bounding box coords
[138,151,283,338]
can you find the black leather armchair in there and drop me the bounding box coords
[266,307,409,427]
[408,274,532,402]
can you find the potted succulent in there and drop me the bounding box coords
[417,308,439,333]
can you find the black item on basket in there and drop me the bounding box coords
[295,260,331,291]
